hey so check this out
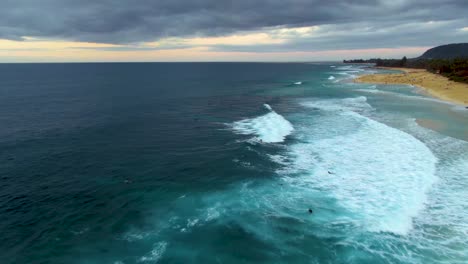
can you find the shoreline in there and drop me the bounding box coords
[355,67,468,106]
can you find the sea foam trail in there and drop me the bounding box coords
[282,97,438,235]
[231,104,294,143]
[354,88,453,105]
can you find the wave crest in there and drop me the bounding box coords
[284,97,437,235]
[230,104,294,143]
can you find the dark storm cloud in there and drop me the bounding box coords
[0,0,467,49]
[208,19,468,53]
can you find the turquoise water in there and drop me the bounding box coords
[0,63,467,263]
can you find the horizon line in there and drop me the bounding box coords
[0,60,349,64]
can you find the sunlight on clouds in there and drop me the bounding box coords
[272,26,319,38]
[187,33,287,45]
[145,32,286,47]
[145,26,319,48]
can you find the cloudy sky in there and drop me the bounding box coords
[1,0,467,62]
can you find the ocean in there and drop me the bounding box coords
[0,63,467,264]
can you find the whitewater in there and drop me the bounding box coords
[4,63,466,264]
[230,104,294,143]
[108,64,468,263]
[220,65,467,263]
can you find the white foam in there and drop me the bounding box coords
[354,88,453,105]
[230,104,294,143]
[398,119,468,260]
[205,206,222,221]
[332,65,370,81]
[355,88,380,94]
[187,218,199,227]
[120,93,464,264]
[285,98,438,235]
[268,154,290,166]
[301,96,372,112]
[336,65,354,70]
[328,76,335,80]
[122,229,157,242]
[294,81,302,85]
[263,103,272,111]
[139,242,167,263]
[451,105,468,112]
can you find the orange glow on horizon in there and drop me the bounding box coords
[0,37,429,62]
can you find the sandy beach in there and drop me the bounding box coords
[355,67,468,106]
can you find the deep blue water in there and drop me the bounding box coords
[0,63,467,264]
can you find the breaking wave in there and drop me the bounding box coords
[280,97,438,235]
[230,104,294,143]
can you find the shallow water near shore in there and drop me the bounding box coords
[0,63,467,264]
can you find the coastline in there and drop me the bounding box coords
[355,67,468,106]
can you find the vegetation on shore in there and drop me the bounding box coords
[343,57,468,84]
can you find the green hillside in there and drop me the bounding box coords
[420,43,468,59]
